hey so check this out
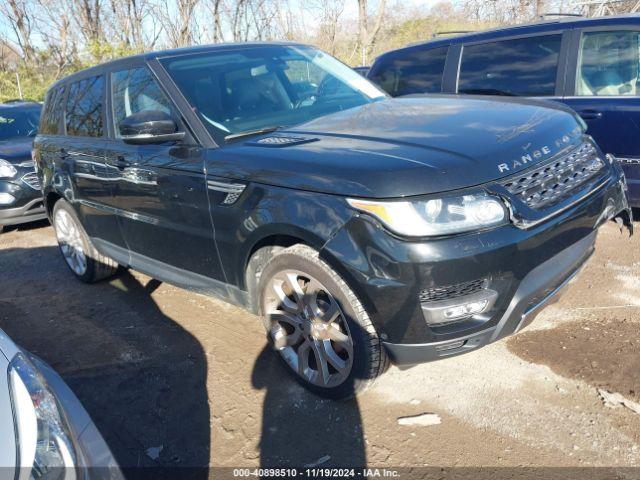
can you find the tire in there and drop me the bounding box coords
[257,244,388,399]
[52,199,120,283]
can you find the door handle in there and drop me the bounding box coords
[579,110,603,120]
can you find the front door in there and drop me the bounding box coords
[105,66,226,295]
[562,28,640,204]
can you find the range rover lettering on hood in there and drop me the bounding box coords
[498,126,584,174]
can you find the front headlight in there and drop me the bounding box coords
[0,159,17,178]
[347,192,508,237]
[8,353,76,480]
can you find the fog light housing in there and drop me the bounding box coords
[0,192,16,205]
[421,289,498,326]
[443,299,489,320]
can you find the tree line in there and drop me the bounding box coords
[0,0,638,102]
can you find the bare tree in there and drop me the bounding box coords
[108,0,151,47]
[153,0,201,48]
[307,0,345,55]
[1,0,36,61]
[205,0,225,42]
[357,0,387,65]
[72,0,104,44]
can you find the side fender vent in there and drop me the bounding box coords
[207,179,246,205]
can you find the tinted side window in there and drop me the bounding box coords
[65,75,105,137]
[576,30,640,96]
[459,35,562,96]
[111,67,172,137]
[369,47,448,96]
[40,87,66,135]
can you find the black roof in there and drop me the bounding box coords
[48,41,307,90]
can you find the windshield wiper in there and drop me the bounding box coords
[225,125,283,142]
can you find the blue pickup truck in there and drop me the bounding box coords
[368,14,640,207]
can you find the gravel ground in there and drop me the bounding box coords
[1,220,640,477]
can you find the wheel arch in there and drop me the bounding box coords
[240,222,374,322]
[44,191,63,219]
[241,227,323,313]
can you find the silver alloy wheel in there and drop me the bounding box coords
[262,270,354,388]
[54,209,88,276]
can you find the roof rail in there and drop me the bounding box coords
[538,12,583,20]
[432,30,474,38]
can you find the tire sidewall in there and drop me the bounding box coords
[258,248,376,400]
[52,200,98,283]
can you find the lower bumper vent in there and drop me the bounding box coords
[419,278,487,303]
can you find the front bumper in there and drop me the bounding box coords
[322,163,631,366]
[0,179,46,227]
[382,232,594,365]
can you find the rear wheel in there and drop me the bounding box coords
[258,244,387,399]
[52,200,119,283]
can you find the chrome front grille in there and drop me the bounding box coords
[21,171,41,190]
[500,142,605,210]
[419,278,487,303]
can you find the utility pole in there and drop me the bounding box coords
[15,72,23,99]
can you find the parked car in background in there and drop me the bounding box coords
[0,100,46,233]
[0,327,121,478]
[353,66,370,77]
[367,14,640,207]
[35,43,631,399]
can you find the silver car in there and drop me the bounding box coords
[0,328,122,479]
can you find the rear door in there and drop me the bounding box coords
[561,27,640,204]
[105,64,226,293]
[63,74,127,249]
[455,32,568,99]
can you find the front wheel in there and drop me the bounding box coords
[52,200,120,283]
[258,244,388,399]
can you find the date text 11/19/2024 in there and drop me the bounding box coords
[232,468,401,477]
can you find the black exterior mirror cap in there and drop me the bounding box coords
[118,110,184,144]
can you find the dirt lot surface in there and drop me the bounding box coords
[2,221,640,477]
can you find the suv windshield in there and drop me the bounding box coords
[0,107,41,141]
[160,45,386,143]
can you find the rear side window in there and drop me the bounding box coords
[369,47,448,96]
[65,75,105,137]
[576,30,640,96]
[40,87,65,135]
[459,35,562,96]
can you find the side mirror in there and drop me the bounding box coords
[119,110,185,145]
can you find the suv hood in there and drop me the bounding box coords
[0,137,33,163]
[210,96,586,198]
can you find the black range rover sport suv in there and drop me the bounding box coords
[34,43,632,399]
